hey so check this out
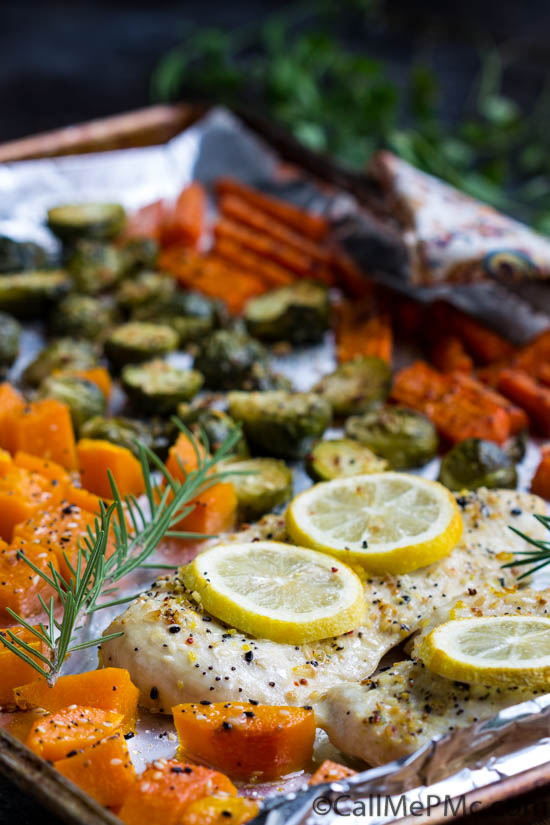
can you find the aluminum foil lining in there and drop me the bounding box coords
[1,107,550,822]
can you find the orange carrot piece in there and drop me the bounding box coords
[65,485,108,515]
[430,395,511,445]
[390,361,450,411]
[214,236,295,287]
[122,199,165,242]
[174,481,237,536]
[0,625,49,708]
[9,399,78,471]
[26,705,123,761]
[497,370,550,436]
[173,702,315,781]
[13,452,71,491]
[336,301,393,364]
[214,218,332,282]
[431,336,473,374]
[309,760,357,785]
[162,182,206,248]
[118,759,237,825]
[15,667,139,728]
[445,306,515,364]
[0,383,26,453]
[0,465,66,542]
[0,537,59,620]
[54,732,136,808]
[219,193,331,264]
[165,432,205,481]
[536,363,550,388]
[0,449,11,474]
[180,797,259,825]
[77,439,144,499]
[451,373,528,435]
[531,445,550,499]
[216,178,329,241]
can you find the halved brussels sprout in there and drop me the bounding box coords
[121,359,203,414]
[313,356,392,417]
[119,237,158,273]
[177,405,249,458]
[244,281,330,344]
[438,438,518,491]
[504,430,528,464]
[217,457,293,522]
[345,405,438,469]
[50,294,119,340]
[105,322,179,369]
[0,271,71,317]
[122,282,218,344]
[47,203,126,242]
[38,375,106,433]
[194,330,268,390]
[117,272,176,316]
[79,415,168,461]
[0,236,48,274]
[67,240,127,294]
[0,312,21,371]
[306,438,388,482]
[228,390,331,460]
[23,339,98,387]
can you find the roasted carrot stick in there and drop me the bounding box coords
[121,200,165,242]
[497,369,550,436]
[214,218,332,282]
[531,445,550,499]
[390,362,450,411]
[443,305,515,364]
[216,178,329,240]
[516,328,550,372]
[219,194,331,264]
[451,372,528,435]
[214,236,295,287]
[162,182,206,248]
[430,395,511,445]
[431,336,473,374]
[336,301,393,364]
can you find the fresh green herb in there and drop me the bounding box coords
[151,2,550,229]
[504,513,550,580]
[0,421,242,685]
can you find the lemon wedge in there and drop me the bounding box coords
[286,472,462,574]
[418,615,550,688]
[182,541,364,644]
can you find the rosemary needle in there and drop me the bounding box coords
[0,421,243,684]
[503,513,550,581]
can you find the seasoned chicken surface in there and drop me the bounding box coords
[101,489,545,713]
[319,588,550,766]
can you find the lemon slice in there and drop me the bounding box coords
[182,541,364,644]
[286,472,462,574]
[418,616,550,688]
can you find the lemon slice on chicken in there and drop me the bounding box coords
[182,541,364,645]
[419,616,550,688]
[286,473,462,574]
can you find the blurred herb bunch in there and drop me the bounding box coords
[152,0,550,232]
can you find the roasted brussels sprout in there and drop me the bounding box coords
[67,240,126,294]
[0,236,48,273]
[121,359,203,414]
[38,375,106,433]
[346,405,438,469]
[119,237,158,273]
[160,291,219,344]
[177,405,249,457]
[0,271,71,318]
[79,415,163,460]
[50,294,118,340]
[23,338,98,387]
[194,330,268,390]
[228,390,331,460]
[47,203,126,242]
[244,281,330,344]
[104,322,179,369]
[313,356,392,417]
[504,430,528,464]
[0,312,21,371]
[306,438,388,482]
[117,272,176,316]
[438,438,518,491]
[217,457,293,521]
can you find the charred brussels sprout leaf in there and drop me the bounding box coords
[228,390,331,460]
[244,281,330,344]
[346,405,438,469]
[121,359,203,414]
[23,339,98,387]
[194,330,268,390]
[0,271,71,318]
[0,236,48,274]
[105,322,179,369]
[117,272,176,316]
[313,356,392,417]
[51,294,118,340]
[0,312,21,371]
[121,281,218,344]
[306,438,388,482]
[177,405,249,457]
[438,438,518,491]
[79,415,167,461]
[67,240,127,294]
[38,375,106,433]
[47,203,126,243]
[217,457,293,522]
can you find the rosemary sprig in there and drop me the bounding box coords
[0,420,242,684]
[503,513,550,581]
